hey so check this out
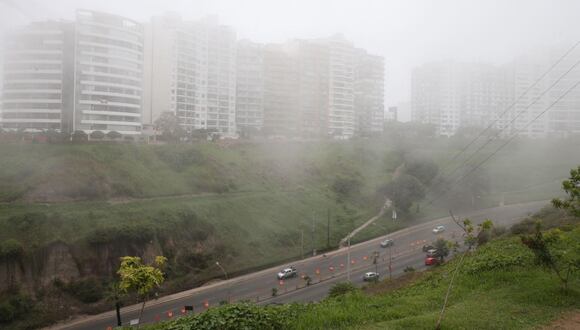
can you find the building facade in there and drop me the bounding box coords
[1,10,145,135]
[144,14,236,135]
[1,21,72,131]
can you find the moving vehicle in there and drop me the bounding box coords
[426,249,438,257]
[380,239,394,248]
[277,266,297,279]
[433,225,446,234]
[425,257,439,266]
[422,244,434,252]
[363,272,380,281]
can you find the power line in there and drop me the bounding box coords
[429,78,580,205]
[438,52,580,184]
[437,41,580,176]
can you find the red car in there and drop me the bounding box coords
[425,257,439,266]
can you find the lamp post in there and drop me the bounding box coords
[346,235,351,281]
[215,261,230,302]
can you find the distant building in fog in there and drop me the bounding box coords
[411,48,580,137]
[143,14,236,135]
[1,10,144,135]
[386,106,398,122]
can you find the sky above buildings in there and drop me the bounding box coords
[1,0,579,121]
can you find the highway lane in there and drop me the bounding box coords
[48,200,547,330]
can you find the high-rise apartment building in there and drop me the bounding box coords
[235,40,264,132]
[144,14,236,135]
[354,48,385,134]
[74,10,144,135]
[411,61,508,136]
[1,21,72,131]
[1,10,145,135]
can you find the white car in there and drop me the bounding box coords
[277,266,297,280]
[380,239,394,248]
[363,272,380,281]
[433,225,446,234]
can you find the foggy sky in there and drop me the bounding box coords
[1,0,579,121]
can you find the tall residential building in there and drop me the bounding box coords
[1,21,72,131]
[502,48,580,137]
[354,48,385,134]
[411,61,508,136]
[324,35,356,137]
[261,43,299,135]
[1,10,145,135]
[74,10,144,135]
[235,40,264,132]
[144,14,236,135]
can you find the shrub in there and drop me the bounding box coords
[90,131,105,140]
[0,239,24,261]
[63,278,104,303]
[403,266,416,273]
[328,282,357,298]
[0,293,33,323]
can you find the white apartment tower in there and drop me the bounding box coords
[74,10,144,135]
[354,48,385,134]
[1,21,72,131]
[235,40,264,132]
[144,14,237,135]
[1,11,145,135]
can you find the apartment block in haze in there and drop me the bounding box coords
[143,14,237,135]
[0,10,145,135]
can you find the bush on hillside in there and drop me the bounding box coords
[152,302,307,330]
[0,293,33,323]
[328,282,358,298]
[62,278,104,303]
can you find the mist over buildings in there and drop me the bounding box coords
[1,0,579,123]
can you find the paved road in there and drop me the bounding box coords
[48,200,547,330]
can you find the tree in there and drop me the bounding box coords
[106,131,122,140]
[71,130,88,142]
[104,282,125,326]
[117,256,167,326]
[328,282,357,298]
[154,112,185,142]
[433,238,451,262]
[405,158,439,186]
[90,130,105,140]
[521,223,579,292]
[379,174,426,212]
[552,166,580,217]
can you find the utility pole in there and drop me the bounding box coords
[346,236,351,281]
[300,230,304,259]
[389,245,393,280]
[327,209,330,248]
[311,214,316,256]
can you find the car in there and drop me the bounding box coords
[433,225,446,234]
[277,266,297,280]
[422,244,434,252]
[425,257,439,266]
[363,272,380,282]
[426,248,438,257]
[380,239,394,248]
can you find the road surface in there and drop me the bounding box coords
[47,200,547,330]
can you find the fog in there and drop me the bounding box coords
[2,0,580,120]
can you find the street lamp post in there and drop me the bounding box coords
[346,236,351,281]
[372,222,393,280]
[215,261,230,302]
